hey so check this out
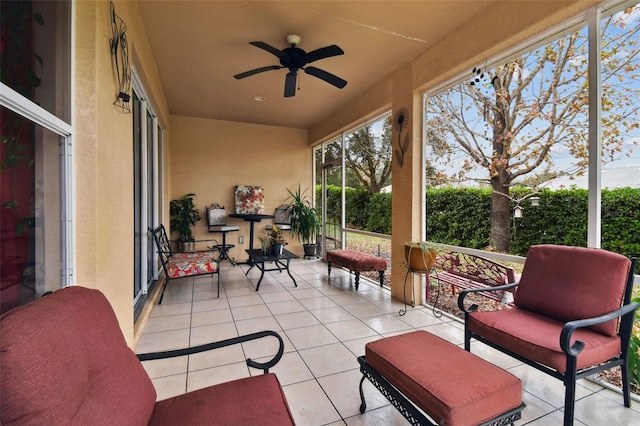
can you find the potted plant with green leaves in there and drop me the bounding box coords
[259,225,287,256]
[287,185,321,258]
[404,241,439,273]
[170,193,200,252]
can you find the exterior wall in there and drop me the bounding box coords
[169,115,310,258]
[390,63,424,303]
[74,0,169,346]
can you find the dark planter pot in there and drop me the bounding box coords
[271,243,284,257]
[303,243,316,257]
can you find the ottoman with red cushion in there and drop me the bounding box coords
[358,330,524,425]
[326,249,387,290]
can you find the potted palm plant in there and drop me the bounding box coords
[170,193,201,251]
[287,185,321,257]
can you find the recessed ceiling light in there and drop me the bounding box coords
[254,96,266,102]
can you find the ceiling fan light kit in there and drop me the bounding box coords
[286,34,301,46]
[234,34,347,98]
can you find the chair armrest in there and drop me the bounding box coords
[137,330,285,374]
[560,302,640,356]
[169,238,219,244]
[457,282,520,313]
[166,249,222,262]
[184,248,219,254]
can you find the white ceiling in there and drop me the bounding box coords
[137,1,498,129]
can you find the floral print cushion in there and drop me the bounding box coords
[234,185,265,214]
[166,252,218,278]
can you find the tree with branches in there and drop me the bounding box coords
[425,7,640,252]
[343,116,393,194]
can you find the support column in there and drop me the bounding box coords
[390,64,424,305]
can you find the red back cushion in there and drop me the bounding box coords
[1,286,156,425]
[514,245,631,336]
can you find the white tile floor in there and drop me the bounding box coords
[136,258,640,425]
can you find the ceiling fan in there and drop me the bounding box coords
[234,34,347,98]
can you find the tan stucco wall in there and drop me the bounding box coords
[169,115,310,258]
[74,0,170,345]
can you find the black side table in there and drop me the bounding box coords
[245,248,299,291]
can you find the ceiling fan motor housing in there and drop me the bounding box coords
[280,47,307,70]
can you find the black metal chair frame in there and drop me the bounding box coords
[151,225,220,303]
[206,206,239,265]
[458,257,638,426]
[138,329,284,374]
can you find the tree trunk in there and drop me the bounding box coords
[489,75,512,253]
[490,177,511,252]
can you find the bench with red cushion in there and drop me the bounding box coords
[326,249,387,290]
[358,330,524,425]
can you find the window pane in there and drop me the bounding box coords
[133,93,142,298]
[146,111,154,287]
[424,23,592,254]
[600,5,640,261]
[0,0,71,123]
[323,138,342,250]
[1,106,63,312]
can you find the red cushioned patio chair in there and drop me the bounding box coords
[151,224,220,303]
[458,244,638,426]
[1,286,295,425]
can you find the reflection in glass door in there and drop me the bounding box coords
[132,81,162,311]
[0,107,69,313]
[133,92,142,300]
[315,138,343,256]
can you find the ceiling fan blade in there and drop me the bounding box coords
[304,66,347,89]
[234,65,282,79]
[284,71,297,97]
[249,41,286,59]
[305,45,344,64]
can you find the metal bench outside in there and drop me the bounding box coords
[430,251,516,302]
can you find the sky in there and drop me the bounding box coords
[422,4,640,189]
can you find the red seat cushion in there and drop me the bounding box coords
[514,245,630,336]
[468,308,621,373]
[326,249,387,272]
[366,330,522,426]
[149,373,295,426]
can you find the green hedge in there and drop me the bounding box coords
[318,185,640,260]
[425,188,492,250]
[318,185,374,229]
